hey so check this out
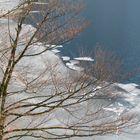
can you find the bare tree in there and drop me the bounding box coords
[0,0,137,140]
[92,47,122,82]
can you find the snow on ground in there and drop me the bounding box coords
[117,83,140,93]
[1,1,140,140]
[0,0,20,15]
[0,18,83,139]
[116,83,140,106]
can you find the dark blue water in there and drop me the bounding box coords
[60,0,140,84]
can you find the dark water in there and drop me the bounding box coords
[60,0,140,84]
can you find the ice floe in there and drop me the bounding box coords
[51,49,61,54]
[61,56,70,61]
[74,57,94,61]
[66,62,84,71]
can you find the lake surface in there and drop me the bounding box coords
[60,0,140,84]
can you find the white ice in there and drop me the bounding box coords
[61,56,70,61]
[74,57,94,61]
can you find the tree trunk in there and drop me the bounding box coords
[0,113,5,140]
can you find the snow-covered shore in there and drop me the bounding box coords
[0,1,140,140]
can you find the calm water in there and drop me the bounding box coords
[60,0,140,84]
